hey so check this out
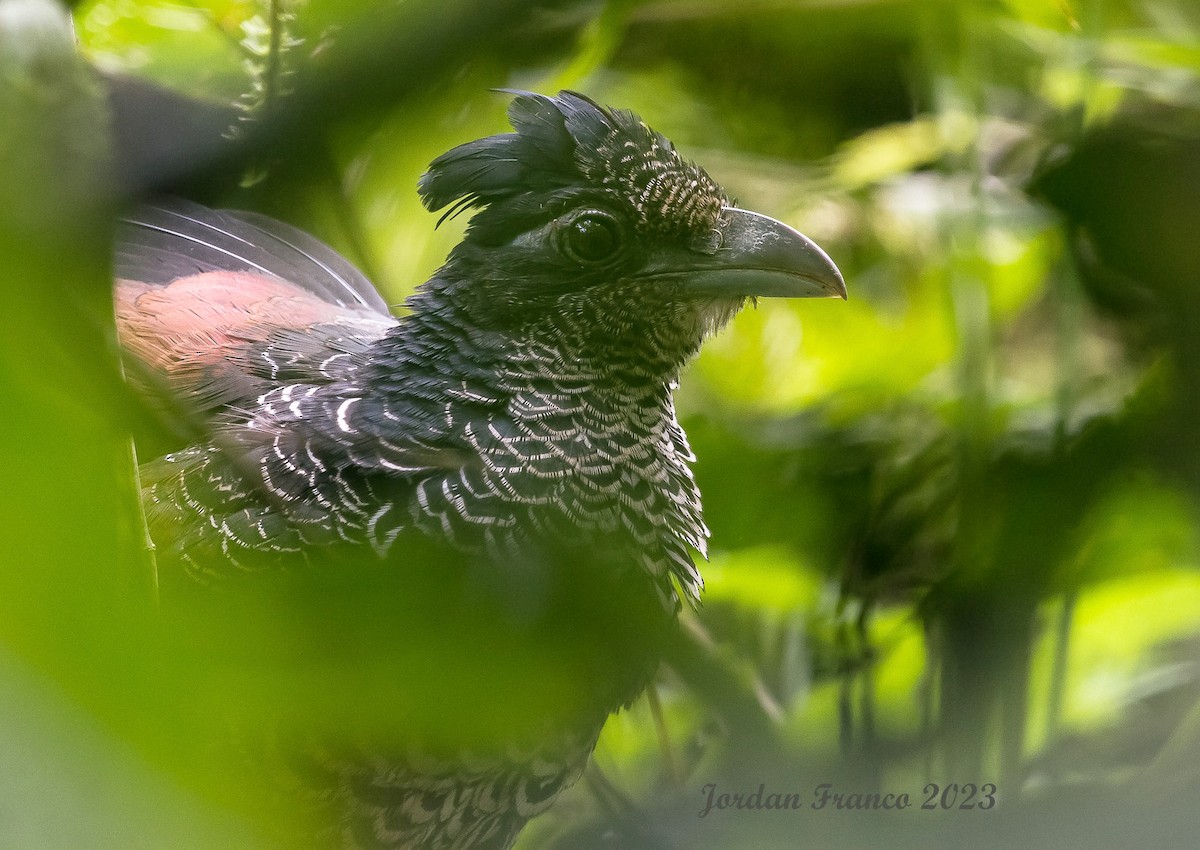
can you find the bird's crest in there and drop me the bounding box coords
[418,91,726,236]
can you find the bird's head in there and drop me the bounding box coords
[415,91,844,374]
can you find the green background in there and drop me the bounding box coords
[3,0,1200,846]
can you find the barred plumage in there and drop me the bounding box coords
[118,90,844,849]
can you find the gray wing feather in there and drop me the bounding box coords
[115,199,391,315]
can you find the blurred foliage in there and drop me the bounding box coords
[2,0,1200,846]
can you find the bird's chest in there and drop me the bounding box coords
[461,381,693,535]
[381,373,704,608]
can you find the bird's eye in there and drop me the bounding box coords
[559,212,623,265]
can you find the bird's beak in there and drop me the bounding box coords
[643,207,846,300]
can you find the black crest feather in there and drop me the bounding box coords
[417,90,726,236]
[417,91,614,215]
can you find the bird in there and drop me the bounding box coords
[115,90,845,850]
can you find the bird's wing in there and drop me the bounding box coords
[115,200,390,312]
[115,201,397,410]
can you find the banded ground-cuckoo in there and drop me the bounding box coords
[115,91,844,850]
